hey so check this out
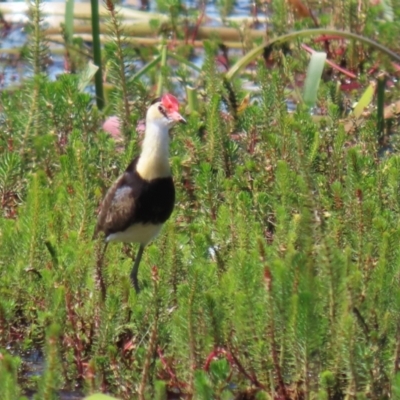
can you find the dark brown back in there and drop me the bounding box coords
[93,158,175,239]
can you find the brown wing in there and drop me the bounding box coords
[93,173,136,239]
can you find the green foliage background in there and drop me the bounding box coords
[2,0,400,399]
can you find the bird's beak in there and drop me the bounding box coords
[169,111,187,124]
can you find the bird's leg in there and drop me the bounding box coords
[130,244,145,293]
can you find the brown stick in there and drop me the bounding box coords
[44,24,265,42]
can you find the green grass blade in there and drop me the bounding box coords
[352,82,375,118]
[129,54,161,83]
[381,0,394,21]
[303,52,326,108]
[169,53,202,72]
[186,85,199,113]
[78,62,99,92]
[156,44,168,97]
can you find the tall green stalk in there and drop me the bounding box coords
[64,0,74,44]
[377,74,386,144]
[186,86,199,114]
[22,0,48,159]
[156,44,168,97]
[90,0,105,110]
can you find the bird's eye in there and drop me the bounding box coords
[158,105,168,118]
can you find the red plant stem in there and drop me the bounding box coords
[65,291,84,377]
[203,347,234,371]
[264,267,288,399]
[340,82,361,91]
[271,339,287,398]
[190,2,206,44]
[157,346,187,388]
[392,62,400,73]
[301,44,357,79]
[203,349,217,371]
[228,349,266,389]
[394,323,400,374]
[204,347,266,389]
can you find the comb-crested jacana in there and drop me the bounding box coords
[93,94,186,293]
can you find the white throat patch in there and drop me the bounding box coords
[136,122,171,181]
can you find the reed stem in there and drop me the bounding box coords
[90,0,105,110]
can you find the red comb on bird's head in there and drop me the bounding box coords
[161,93,180,112]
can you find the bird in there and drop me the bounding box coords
[93,93,186,293]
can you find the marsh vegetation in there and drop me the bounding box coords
[2,0,400,399]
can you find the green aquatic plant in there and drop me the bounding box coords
[2,60,400,398]
[2,0,400,398]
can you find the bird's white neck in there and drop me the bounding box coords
[136,122,171,181]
